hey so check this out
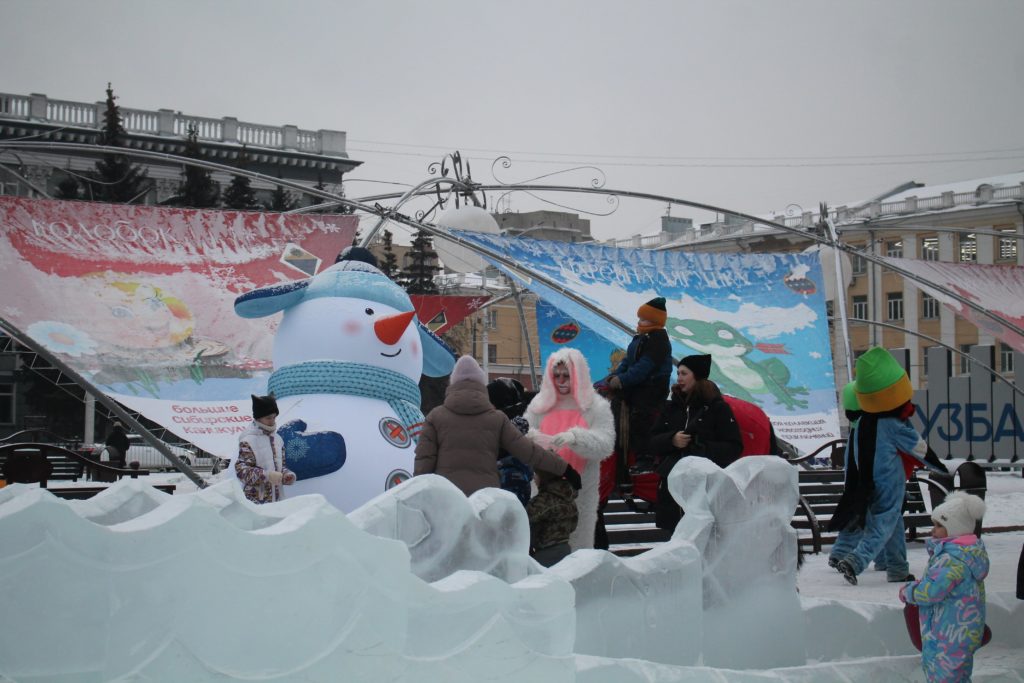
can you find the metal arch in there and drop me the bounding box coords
[4,140,1022,363]
[839,316,1024,401]
[368,210,636,339]
[355,176,475,249]
[0,315,206,488]
[0,141,372,216]
[464,182,1024,345]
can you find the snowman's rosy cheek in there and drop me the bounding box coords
[411,339,420,357]
[342,320,362,335]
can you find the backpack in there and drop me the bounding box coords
[721,395,775,456]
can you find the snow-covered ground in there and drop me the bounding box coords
[797,470,1024,681]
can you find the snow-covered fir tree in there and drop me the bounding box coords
[174,125,220,208]
[90,83,149,203]
[400,229,440,294]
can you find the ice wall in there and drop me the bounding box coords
[350,474,535,583]
[0,480,575,683]
[1,459,981,681]
[549,543,703,666]
[668,456,805,669]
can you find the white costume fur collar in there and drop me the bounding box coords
[530,347,598,413]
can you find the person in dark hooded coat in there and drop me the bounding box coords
[415,355,581,497]
[648,354,743,531]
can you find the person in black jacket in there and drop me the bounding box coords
[648,354,743,531]
[599,296,674,475]
[104,421,130,469]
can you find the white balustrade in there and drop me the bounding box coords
[296,131,318,152]
[121,108,159,134]
[45,99,96,126]
[0,94,30,118]
[174,115,223,141]
[1,92,346,157]
[237,122,283,148]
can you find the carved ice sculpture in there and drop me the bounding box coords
[667,455,804,669]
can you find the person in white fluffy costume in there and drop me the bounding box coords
[526,348,615,550]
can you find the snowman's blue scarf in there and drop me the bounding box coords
[268,360,425,441]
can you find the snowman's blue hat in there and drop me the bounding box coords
[234,261,456,377]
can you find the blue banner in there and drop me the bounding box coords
[453,232,841,453]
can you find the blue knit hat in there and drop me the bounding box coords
[234,261,456,377]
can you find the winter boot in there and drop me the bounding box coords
[887,573,916,583]
[836,559,858,585]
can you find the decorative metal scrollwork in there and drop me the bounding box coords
[425,151,486,213]
[489,156,618,217]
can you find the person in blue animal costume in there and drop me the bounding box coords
[900,491,989,683]
[830,347,927,585]
[828,382,908,581]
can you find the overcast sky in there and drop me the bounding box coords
[2,0,1023,241]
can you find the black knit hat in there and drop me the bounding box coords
[679,354,712,380]
[251,393,279,420]
[487,377,524,411]
[335,245,379,268]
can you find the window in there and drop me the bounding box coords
[959,344,973,374]
[1000,343,1014,373]
[997,227,1018,262]
[487,343,498,364]
[484,308,498,330]
[851,295,868,319]
[885,240,903,258]
[0,383,12,425]
[921,293,940,319]
[851,253,867,275]
[887,292,903,321]
[921,236,939,261]
[959,233,977,262]
[923,347,931,375]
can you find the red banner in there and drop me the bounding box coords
[888,257,1024,353]
[0,196,357,456]
[410,294,490,335]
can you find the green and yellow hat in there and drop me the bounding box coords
[854,347,913,413]
[841,382,861,411]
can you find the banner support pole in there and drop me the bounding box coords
[509,281,540,390]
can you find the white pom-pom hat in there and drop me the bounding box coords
[932,491,986,538]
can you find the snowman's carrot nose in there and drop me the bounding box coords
[374,310,416,345]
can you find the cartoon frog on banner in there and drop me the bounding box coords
[234,260,456,512]
[666,317,809,410]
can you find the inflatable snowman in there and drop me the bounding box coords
[233,260,456,512]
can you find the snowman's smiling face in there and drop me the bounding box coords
[272,297,422,380]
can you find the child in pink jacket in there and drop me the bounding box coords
[899,491,989,683]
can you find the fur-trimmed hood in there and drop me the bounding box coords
[530,347,598,413]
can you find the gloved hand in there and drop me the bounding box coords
[267,470,284,486]
[552,431,576,449]
[282,471,296,485]
[562,464,582,490]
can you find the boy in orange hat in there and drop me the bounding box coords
[600,296,674,474]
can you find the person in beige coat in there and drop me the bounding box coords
[415,355,582,497]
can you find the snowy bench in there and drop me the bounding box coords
[793,469,938,554]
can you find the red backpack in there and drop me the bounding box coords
[722,395,775,456]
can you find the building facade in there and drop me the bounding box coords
[0,91,360,205]
[661,173,1024,393]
